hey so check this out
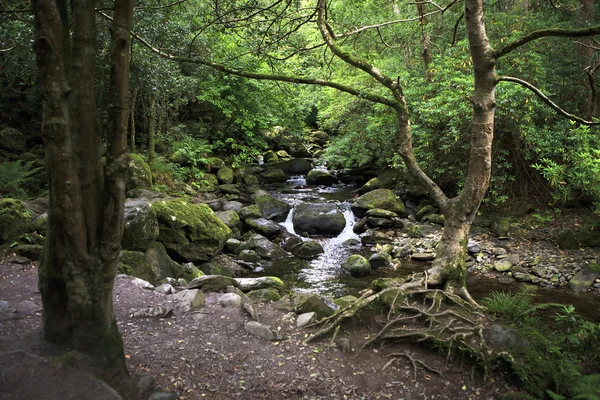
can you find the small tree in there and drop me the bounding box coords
[32,0,133,376]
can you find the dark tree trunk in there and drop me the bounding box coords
[129,88,138,153]
[148,93,156,162]
[32,0,133,377]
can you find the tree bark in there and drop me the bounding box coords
[32,0,133,378]
[129,88,138,152]
[148,93,156,163]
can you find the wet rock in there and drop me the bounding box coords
[244,321,283,341]
[411,252,435,262]
[247,234,289,260]
[173,289,205,311]
[568,263,600,292]
[239,249,261,262]
[366,208,398,218]
[297,312,316,328]
[369,252,392,269]
[253,190,291,221]
[342,254,371,275]
[292,240,325,259]
[292,202,346,236]
[245,218,282,239]
[269,158,312,174]
[494,254,519,272]
[237,204,262,221]
[367,217,395,228]
[215,210,241,230]
[222,201,244,211]
[306,169,339,185]
[260,167,287,183]
[353,217,369,234]
[235,276,285,292]
[361,229,393,245]
[351,189,407,218]
[188,275,238,292]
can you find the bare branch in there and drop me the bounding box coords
[0,45,16,52]
[495,26,600,59]
[96,10,396,108]
[498,76,600,125]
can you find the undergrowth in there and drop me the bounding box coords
[483,288,600,399]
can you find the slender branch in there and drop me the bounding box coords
[134,0,188,11]
[451,13,463,47]
[0,45,16,52]
[96,10,396,107]
[497,76,600,125]
[495,26,600,59]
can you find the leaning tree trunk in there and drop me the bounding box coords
[32,0,133,377]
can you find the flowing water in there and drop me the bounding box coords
[258,174,600,321]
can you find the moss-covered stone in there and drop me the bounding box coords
[179,262,205,282]
[187,275,238,292]
[0,128,26,153]
[260,167,287,183]
[568,263,600,292]
[342,254,371,276]
[351,189,407,218]
[292,293,335,318]
[254,191,291,221]
[151,199,231,263]
[292,202,346,236]
[194,173,219,193]
[276,150,291,160]
[118,250,148,278]
[215,210,241,229]
[306,169,338,185]
[217,166,234,184]
[238,204,262,221]
[246,289,281,303]
[333,295,358,309]
[126,154,152,192]
[14,244,43,261]
[0,198,32,244]
[264,150,279,163]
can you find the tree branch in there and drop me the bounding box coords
[96,10,396,108]
[495,26,600,59]
[498,76,600,125]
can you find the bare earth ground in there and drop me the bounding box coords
[2,212,600,400]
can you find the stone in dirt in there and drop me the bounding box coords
[246,288,281,303]
[297,312,316,328]
[292,293,335,318]
[411,252,435,262]
[173,289,205,311]
[213,292,243,308]
[188,275,238,292]
[244,321,284,341]
[494,254,519,272]
[235,276,285,292]
[131,306,173,318]
[568,263,600,292]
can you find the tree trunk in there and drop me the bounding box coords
[129,88,138,152]
[148,93,156,163]
[32,0,133,378]
[416,2,434,82]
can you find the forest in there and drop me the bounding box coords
[1,0,600,399]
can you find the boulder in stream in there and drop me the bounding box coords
[253,190,291,221]
[292,202,346,236]
[244,218,282,239]
[306,169,339,185]
[342,254,371,276]
[351,189,407,218]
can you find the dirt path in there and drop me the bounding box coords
[1,261,516,400]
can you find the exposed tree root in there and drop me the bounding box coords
[304,269,492,380]
[383,352,444,381]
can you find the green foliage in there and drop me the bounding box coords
[483,290,600,398]
[0,160,42,199]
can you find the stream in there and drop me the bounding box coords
[255,173,600,321]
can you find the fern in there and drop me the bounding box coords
[0,160,42,199]
[573,375,600,400]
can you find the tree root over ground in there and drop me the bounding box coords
[304,284,493,380]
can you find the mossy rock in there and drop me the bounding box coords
[151,199,231,263]
[260,167,287,183]
[118,250,149,279]
[356,177,380,195]
[187,275,238,292]
[306,169,338,185]
[247,289,281,303]
[0,128,26,153]
[351,189,407,218]
[269,159,311,174]
[0,198,32,244]
[276,150,291,160]
[254,191,291,221]
[217,166,234,184]
[126,154,152,192]
[215,210,241,229]
[333,295,358,309]
[178,262,205,282]
[235,276,285,292]
[145,242,181,282]
[13,244,43,261]
[342,254,371,276]
[292,293,335,318]
[238,204,262,221]
[264,150,279,163]
[194,173,219,193]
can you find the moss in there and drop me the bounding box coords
[217,166,234,184]
[14,244,43,261]
[353,189,407,217]
[247,289,281,303]
[333,295,358,309]
[127,153,153,191]
[194,173,219,193]
[0,198,32,243]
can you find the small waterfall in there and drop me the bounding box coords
[282,208,296,235]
